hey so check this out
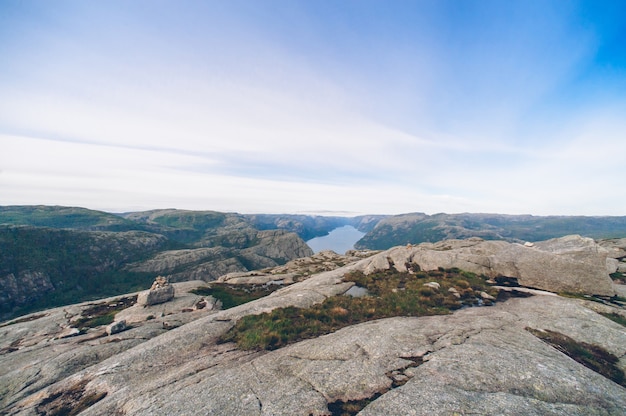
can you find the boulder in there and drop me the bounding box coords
[106,320,127,335]
[489,243,614,296]
[598,238,626,259]
[354,235,615,296]
[137,277,175,306]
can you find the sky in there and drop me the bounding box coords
[1,0,625,216]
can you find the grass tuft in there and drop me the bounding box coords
[221,269,501,350]
[527,327,625,387]
[191,284,282,309]
[599,312,626,327]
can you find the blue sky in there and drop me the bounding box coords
[1,1,625,215]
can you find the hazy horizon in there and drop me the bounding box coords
[2,1,625,216]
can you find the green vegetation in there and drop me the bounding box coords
[191,284,282,309]
[527,328,625,387]
[72,296,136,331]
[220,269,500,350]
[354,213,626,250]
[149,210,226,230]
[0,225,167,319]
[0,205,133,230]
[600,312,626,327]
[610,272,625,283]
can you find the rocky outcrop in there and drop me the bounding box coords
[0,226,171,320]
[599,238,626,259]
[357,235,615,296]
[0,271,55,316]
[137,277,175,306]
[2,237,625,415]
[0,213,313,320]
[0,281,214,412]
[216,250,378,285]
[127,230,313,283]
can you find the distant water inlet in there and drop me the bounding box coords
[306,225,365,254]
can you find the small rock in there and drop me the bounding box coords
[423,282,440,290]
[448,287,461,298]
[106,320,127,335]
[480,291,496,301]
[56,327,80,339]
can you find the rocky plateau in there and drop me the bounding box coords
[1,234,626,415]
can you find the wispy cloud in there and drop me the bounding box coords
[1,1,625,215]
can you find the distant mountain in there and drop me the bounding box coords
[355,212,626,250]
[0,225,169,319]
[0,205,136,231]
[0,206,313,320]
[7,205,626,320]
[246,214,387,241]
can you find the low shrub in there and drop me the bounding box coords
[600,312,626,327]
[191,284,282,309]
[527,327,625,387]
[72,296,136,331]
[221,269,499,350]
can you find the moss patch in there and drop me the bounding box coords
[191,284,282,309]
[610,272,625,283]
[599,312,626,327]
[527,328,625,387]
[221,269,501,351]
[72,296,136,331]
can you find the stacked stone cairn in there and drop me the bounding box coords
[137,276,175,306]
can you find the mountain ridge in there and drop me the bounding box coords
[4,205,626,321]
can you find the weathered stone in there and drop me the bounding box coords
[423,282,441,290]
[480,291,495,301]
[448,287,461,298]
[126,229,314,283]
[2,237,625,416]
[137,280,175,306]
[55,327,80,339]
[490,242,614,296]
[355,235,615,296]
[106,320,127,335]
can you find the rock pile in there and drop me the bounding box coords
[137,276,175,306]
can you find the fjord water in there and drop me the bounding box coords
[306,225,365,254]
